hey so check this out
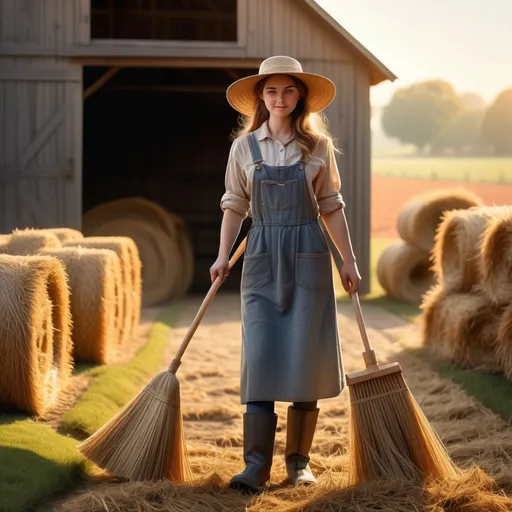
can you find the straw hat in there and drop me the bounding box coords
[226,55,336,116]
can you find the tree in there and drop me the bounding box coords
[381,80,463,152]
[481,88,512,155]
[459,92,487,111]
[430,109,485,153]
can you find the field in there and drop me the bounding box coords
[371,175,512,238]
[372,156,512,183]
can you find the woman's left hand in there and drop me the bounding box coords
[340,260,361,295]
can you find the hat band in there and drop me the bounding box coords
[260,66,303,74]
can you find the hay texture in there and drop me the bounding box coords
[57,292,512,510]
[64,236,141,345]
[0,228,62,255]
[83,197,194,298]
[41,247,122,365]
[396,188,483,252]
[496,303,512,379]
[376,240,435,304]
[420,284,503,373]
[88,218,181,307]
[0,254,72,416]
[432,205,512,294]
[46,227,84,244]
[479,208,512,304]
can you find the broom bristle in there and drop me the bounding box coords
[78,370,193,483]
[347,370,459,485]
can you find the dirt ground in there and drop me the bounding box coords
[57,292,512,511]
[371,176,512,238]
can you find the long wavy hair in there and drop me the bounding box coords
[231,74,337,160]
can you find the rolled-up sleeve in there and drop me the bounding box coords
[314,140,346,215]
[220,139,250,218]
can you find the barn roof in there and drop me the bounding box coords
[302,0,397,85]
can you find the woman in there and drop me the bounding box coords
[210,55,361,493]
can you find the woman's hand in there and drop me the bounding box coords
[210,255,230,284]
[340,260,361,295]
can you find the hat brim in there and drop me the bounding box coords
[226,71,336,116]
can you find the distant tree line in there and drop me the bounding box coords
[381,81,512,156]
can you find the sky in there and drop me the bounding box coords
[315,0,512,107]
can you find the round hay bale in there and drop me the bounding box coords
[479,208,512,304]
[421,288,502,373]
[41,247,121,365]
[376,240,435,305]
[82,197,178,242]
[64,236,141,342]
[419,283,450,349]
[1,228,61,255]
[0,254,72,416]
[46,227,84,244]
[497,303,512,380]
[396,188,483,252]
[88,218,180,307]
[432,206,512,293]
[166,212,194,297]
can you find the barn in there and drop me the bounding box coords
[0,0,396,294]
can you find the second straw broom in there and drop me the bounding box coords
[78,236,247,483]
[346,292,460,484]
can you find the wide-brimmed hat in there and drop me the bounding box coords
[226,55,336,116]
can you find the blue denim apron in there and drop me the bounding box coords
[239,133,345,403]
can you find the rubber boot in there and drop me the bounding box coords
[230,412,278,493]
[285,406,319,485]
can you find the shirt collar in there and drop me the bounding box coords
[256,121,295,145]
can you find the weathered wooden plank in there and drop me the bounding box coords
[0,59,82,81]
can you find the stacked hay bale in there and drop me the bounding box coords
[0,228,141,365]
[82,197,193,307]
[0,253,73,416]
[420,205,512,377]
[0,226,146,416]
[376,188,484,305]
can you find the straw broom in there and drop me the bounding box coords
[78,236,247,483]
[318,219,459,484]
[346,292,460,484]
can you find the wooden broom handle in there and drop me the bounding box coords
[168,236,247,373]
[318,219,378,368]
[351,292,378,368]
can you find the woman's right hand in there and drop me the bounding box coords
[210,255,230,284]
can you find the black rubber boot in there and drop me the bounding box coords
[285,406,320,485]
[229,412,278,493]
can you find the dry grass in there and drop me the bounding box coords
[58,294,512,511]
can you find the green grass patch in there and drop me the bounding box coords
[372,156,512,184]
[336,237,421,321]
[411,347,512,423]
[0,417,88,512]
[60,305,179,436]
[0,304,178,512]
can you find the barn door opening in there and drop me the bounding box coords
[81,65,257,293]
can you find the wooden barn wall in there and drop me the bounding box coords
[0,0,89,49]
[0,0,85,233]
[244,0,352,60]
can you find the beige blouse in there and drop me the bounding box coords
[220,121,345,218]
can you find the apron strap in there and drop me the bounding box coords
[248,133,264,169]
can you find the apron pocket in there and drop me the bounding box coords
[261,179,299,210]
[296,252,332,290]
[242,253,271,290]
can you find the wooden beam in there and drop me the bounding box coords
[225,68,241,81]
[91,7,235,20]
[70,56,260,69]
[83,66,120,100]
[106,85,226,94]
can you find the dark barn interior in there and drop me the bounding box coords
[82,65,257,293]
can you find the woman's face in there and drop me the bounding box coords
[260,75,301,118]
